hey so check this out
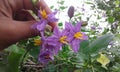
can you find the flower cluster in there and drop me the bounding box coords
[32,9,88,64]
[32,9,58,32]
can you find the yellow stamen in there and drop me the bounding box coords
[59,36,68,44]
[34,39,42,46]
[74,32,83,39]
[40,10,48,19]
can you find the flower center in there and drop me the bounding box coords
[74,32,83,39]
[40,10,48,19]
[44,55,50,59]
[59,36,68,44]
[34,39,42,46]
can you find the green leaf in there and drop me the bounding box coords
[87,34,114,54]
[76,52,89,64]
[60,6,66,10]
[7,52,22,72]
[75,68,92,72]
[57,1,64,5]
[0,62,7,72]
[5,45,25,54]
[63,67,68,72]
[58,22,63,26]
[29,46,40,60]
[43,64,56,72]
[50,6,54,9]
[6,45,25,72]
[85,1,94,5]
[116,34,120,38]
[79,40,89,53]
[115,0,120,6]
[107,16,115,23]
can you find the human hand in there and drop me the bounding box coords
[0,0,57,50]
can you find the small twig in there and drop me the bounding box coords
[23,64,43,68]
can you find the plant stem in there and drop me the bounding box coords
[91,65,95,72]
[20,46,32,70]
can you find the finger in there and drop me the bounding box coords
[0,18,37,50]
[12,20,38,40]
[36,0,52,14]
[23,0,52,14]
[11,0,52,14]
[10,0,37,12]
[14,10,36,21]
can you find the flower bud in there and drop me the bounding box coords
[68,6,74,19]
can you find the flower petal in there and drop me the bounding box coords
[81,32,88,40]
[61,29,69,36]
[48,16,58,22]
[38,50,54,64]
[31,21,41,29]
[65,22,74,31]
[67,34,74,42]
[75,22,82,32]
[70,39,81,53]
[47,11,58,22]
[38,10,42,19]
[54,43,62,54]
[53,27,61,36]
[36,20,47,31]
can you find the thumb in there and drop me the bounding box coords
[0,19,37,50]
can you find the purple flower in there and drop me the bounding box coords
[39,50,54,64]
[97,27,102,30]
[102,12,107,18]
[46,27,69,54]
[41,38,56,55]
[109,41,114,46]
[38,35,55,64]
[40,33,56,53]
[65,22,88,53]
[81,8,85,12]
[91,26,96,30]
[32,10,58,32]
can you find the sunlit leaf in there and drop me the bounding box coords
[97,54,110,68]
